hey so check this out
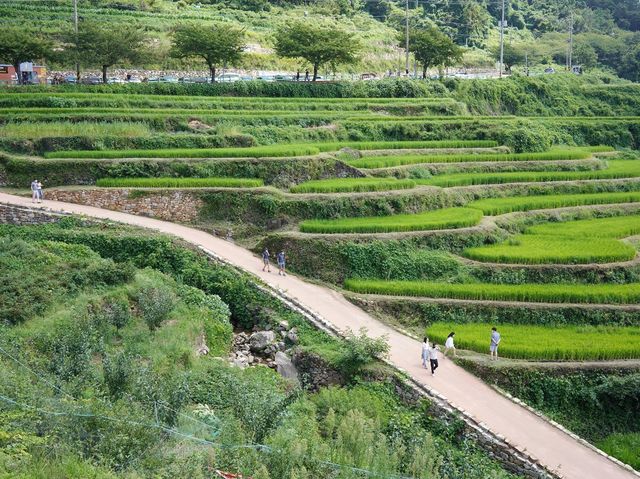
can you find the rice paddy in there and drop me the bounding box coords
[290,177,417,193]
[464,215,640,264]
[299,207,482,233]
[344,278,640,304]
[426,323,640,360]
[96,177,264,188]
[467,191,640,215]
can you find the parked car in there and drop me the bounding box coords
[159,76,179,83]
[80,76,102,85]
[127,76,142,83]
[107,77,124,84]
[63,75,77,84]
[218,73,241,82]
[544,67,555,74]
[256,75,275,82]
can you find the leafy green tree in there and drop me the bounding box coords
[171,23,245,83]
[0,27,51,84]
[71,21,145,83]
[573,42,598,69]
[274,21,360,81]
[407,27,463,78]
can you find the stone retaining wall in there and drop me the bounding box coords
[46,189,203,223]
[0,203,68,225]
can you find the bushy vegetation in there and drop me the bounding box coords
[290,177,417,193]
[428,323,640,360]
[96,177,264,188]
[345,278,640,304]
[597,433,640,470]
[299,207,482,234]
[466,214,640,265]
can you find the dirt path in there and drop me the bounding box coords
[0,192,636,479]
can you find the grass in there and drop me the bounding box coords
[299,207,482,234]
[348,149,592,169]
[95,177,264,188]
[464,215,640,265]
[468,191,640,215]
[344,278,640,305]
[426,323,640,360]
[45,144,321,159]
[317,140,499,152]
[419,159,640,187]
[0,121,152,138]
[290,177,417,193]
[597,433,640,470]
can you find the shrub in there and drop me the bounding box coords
[597,433,640,470]
[102,351,133,399]
[136,285,176,331]
[336,328,389,380]
[97,296,132,329]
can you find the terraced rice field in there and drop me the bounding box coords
[467,191,640,215]
[290,177,417,193]
[96,177,264,188]
[419,159,640,187]
[464,215,640,264]
[299,207,482,233]
[344,278,640,304]
[427,323,640,360]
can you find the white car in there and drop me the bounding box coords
[218,73,241,82]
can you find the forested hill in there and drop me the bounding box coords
[1,0,639,80]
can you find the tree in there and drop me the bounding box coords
[274,21,360,81]
[573,42,598,69]
[0,27,51,84]
[171,23,245,83]
[71,21,145,83]
[494,43,531,72]
[406,27,463,79]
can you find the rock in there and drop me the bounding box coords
[249,330,276,352]
[286,328,299,344]
[275,352,300,384]
[277,341,286,351]
[278,320,290,331]
[232,352,249,369]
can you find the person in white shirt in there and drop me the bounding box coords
[490,327,501,360]
[421,337,429,368]
[428,343,440,376]
[444,332,456,358]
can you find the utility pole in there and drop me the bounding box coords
[413,0,418,78]
[73,0,80,82]
[405,0,409,75]
[499,0,505,78]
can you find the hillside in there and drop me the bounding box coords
[1,0,638,79]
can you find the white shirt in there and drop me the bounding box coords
[445,337,455,348]
[428,346,439,360]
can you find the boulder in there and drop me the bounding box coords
[249,330,276,352]
[275,352,300,384]
[286,328,299,344]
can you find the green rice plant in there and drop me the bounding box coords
[96,177,264,188]
[464,215,640,264]
[0,121,152,139]
[420,160,640,187]
[348,149,591,169]
[344,278,640,305]
[426,323,640,360]
[316,140,498,152]
[290,177,416,193]
[468,191,640,215]
[597,433,640,470]
[45,144,321,159]
[299,207,482,233]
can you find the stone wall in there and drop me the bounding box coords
[0,203,68,225]
[46,188,204,223]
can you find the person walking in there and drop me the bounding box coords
[421,336,430,368]
[304,70,310,81]
[444,332,456,358]
[36,180,43,203]
[490,327,501,360]
[261,248,271,272]
[277,250,286,276]
[295,70,300,82]
[30,179,39,203]
[428,343,440,376]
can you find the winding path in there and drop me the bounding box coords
[0,192,636,479]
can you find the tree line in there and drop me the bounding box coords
[0,20,461,84]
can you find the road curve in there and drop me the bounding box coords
[0,192,636,479]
